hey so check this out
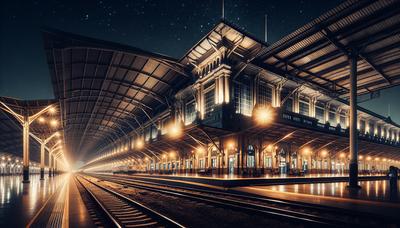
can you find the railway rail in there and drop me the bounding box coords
[75,175,184,228]
[85,173,398,227]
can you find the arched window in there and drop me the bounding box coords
[247,145,255,168]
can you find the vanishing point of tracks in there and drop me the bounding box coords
[75,175,183,228]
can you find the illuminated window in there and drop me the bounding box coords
[257,81,272,107]
[151,125,158,139]
[145,127,151,141]
[185,100,196,125]
[204,83,215,116]
[234,82,252,116]
[264,156,272,168]
[211,158,217,168]
[247,145,255,168]
[299,98,309,116]
[199,159,205,169]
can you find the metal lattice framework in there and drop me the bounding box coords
[0,97,60,161]
[255,0,400,98]
[43,28,192,160]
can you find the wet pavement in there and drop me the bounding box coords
[235,180,400,217]
[260,180,400,202]
[0,174,66,227]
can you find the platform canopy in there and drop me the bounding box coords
[0,97,59,160]
[43,29,192,160]
[255,0,400,98]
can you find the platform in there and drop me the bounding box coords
[0,174,95,227]
[0,174,65,227]
[233,180,400,218]
[124,173,389,188]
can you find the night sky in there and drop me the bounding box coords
[0,0,399,122]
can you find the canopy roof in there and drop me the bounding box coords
[43,29,192,160]
[255,0,400,98]
[0,97,59,160]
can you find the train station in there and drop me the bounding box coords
[1,0,399,227]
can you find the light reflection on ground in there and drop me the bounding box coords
[265,180,400,202]
[0,174,65,227]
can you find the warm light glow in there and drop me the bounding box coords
[375,157,380,161]
[38,117,45,123]
[227,141,235,150]
[49,107,56,114]
[320,150,328,158]
[383,158,387,162]
[366,156,372,161]
[302,147,311,156]
[136,139,144,149]
[50,119,58,127]
[339,152,345,158]
[162,154,166,159]
[254,107,274,125]
[358,155,363,160]
[169,151,176,158]
[168,123,182,138]
[196,147,205,154]
[55,132,61,137]
[144,157,149,161]
[266,144,273,151]
[1,156,4,160]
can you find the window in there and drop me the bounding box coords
[247,145,255,168]
[211,158,217,168]
[340,113,346,127]
[258,81,272,107]
[144,127,151,141]
[328,111,336,125]
[199,159,205,169]
[368,122,374,135]
[359,119,366,133]
[151,125,158,139]
[315,105,325,123]
[283,97,293,112]
[299,98,309,116]
[161,117,170,135]
[234,82,252,116]
[264,156,272,168]
[185,100,196,125]
[204,89,215,115]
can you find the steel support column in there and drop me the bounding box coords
[48,153,52,177]
[349,51,360,189]
[22,113,30,183]
[40,143,45,180]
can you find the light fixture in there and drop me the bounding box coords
[49,107,56,114]
[38,117,45,123]
[136,139,144,149]
[253,106,274,125]
[50,119,58,127]
[320,150,328,158]
[168,123,182,138]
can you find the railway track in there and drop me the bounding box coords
[94,173,398,224]
[86,174,384,227]
[75,175,184,228]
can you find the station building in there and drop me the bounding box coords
[43,0,400,176]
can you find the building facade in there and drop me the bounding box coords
[82,21,400,176]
